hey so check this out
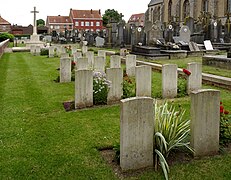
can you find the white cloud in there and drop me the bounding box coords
[0,0,148,26]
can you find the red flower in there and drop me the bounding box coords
[220,106,224,113]
[183,69,191,76]
[220,102,223,105]
[71,61,76,65]
[224,110,229,115]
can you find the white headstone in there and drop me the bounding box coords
[136,65,152,97]
[106,68,123,104]
[204,40,214,50]
[190,89,220,156]
[75,70,93,109]
[162,64,178,98]
[126,55,136,76]
[94,56,106,72]
[60,57,71,83]
[110,55,121,68]
[120,97,154,171]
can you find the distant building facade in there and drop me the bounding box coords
[128,13,145,27]
[147,0,231,25]
[11,25,33,35]
[0,15,11,33]
[70,9,103,32]
[46,15,73,35]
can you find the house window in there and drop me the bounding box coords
[81,22,84,26]
[85,22,90,26]
[75,21,79,26]
[55,26,60,29]
[50,25,53,29]
[91,22,94,26]
[96,22,100,26]
[69,25,72,29]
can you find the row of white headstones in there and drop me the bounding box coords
[56,48,219,172]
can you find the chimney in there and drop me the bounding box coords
[91,9,93,14]
[99,9,101,14]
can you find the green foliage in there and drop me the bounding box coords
[177,78,187,97]
[14,34,30,39]
[102,9,124,26]
[93,71,111,105]
[37,19,45,26]
[154,102,194,179]
[122,74,136,99]
[220,109,231,146]
[40,48,49,56]
[0,32,14,42]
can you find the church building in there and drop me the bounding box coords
[147,0,231,25]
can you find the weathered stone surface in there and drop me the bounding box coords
[75,70,93,109]
[120,97,154,171]
[85,51,94,69]
[60,53,69,59]
[30,45,36,55]
[162,64,178,98]
[76,58,88,70]
[73,52,83,62]
[187,63,202,94]
[126,55,136,76]
[190,89,220,157]
[136,65,152,97]
[94,56,106,72]
[82,45,88,55]
[106,68,123,104]
[49,46,55,57]
[98,50,106,59]
[60,57,71,83]
[110,55,121,68]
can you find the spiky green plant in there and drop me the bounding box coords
[154,102,194,180]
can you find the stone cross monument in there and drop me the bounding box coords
[26,6,43,47]
[31,6,39,35]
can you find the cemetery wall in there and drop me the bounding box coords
[202,56,231,70]
[0,39,9,58]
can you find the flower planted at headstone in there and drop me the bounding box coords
[93,71,111,105]
[220,101,231,146]
[183,68,191,76]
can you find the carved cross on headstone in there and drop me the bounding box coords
[30,7,39,35]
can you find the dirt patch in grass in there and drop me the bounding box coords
[100,143,231,179]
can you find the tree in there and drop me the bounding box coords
[37,19,45,27]
[0,32,14,42]
[102,9,124,26]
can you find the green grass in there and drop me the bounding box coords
[0,52,231,179]
[143,56,231,78]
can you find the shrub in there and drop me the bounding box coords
[122,73,136,99]
[0,32,14,42]
[220,102,231,146]
[154,102,193,180]
[177,78,187,97]
[40,48,49,56]
[93,71,111,105]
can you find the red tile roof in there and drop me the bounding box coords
[70,9,102,20]
[47,16,72,24]
[0,16,10,25]
[128,13,145,23]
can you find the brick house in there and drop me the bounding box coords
[46,15,73,35]
[69,9,103,32]
[128,13,145,27]
[0,15,11,33]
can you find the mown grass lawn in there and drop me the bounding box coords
[143,56,231,78]
[0,52,231,179]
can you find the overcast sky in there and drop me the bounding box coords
[0,0,148,26]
